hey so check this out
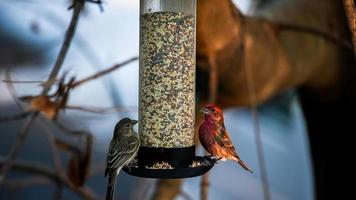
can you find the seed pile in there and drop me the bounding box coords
[139,11,195,148]
[189,160,206,168]
[146,162,174,169]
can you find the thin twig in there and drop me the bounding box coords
[242,29,271,200]
[1,176,52,188]
[343,0,356,60]
[5,69,25,109]
[70,56,139,88]
[0,111,34,122]
[2,80,46,84]
[200,174,210,200]
[0,112,39,184]
[35,118,64,175]
[42,0,84,95]
[85,0,104,12]
[65,105,138,114]
[0,69,40,184]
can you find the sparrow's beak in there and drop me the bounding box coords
[200,108,210,114]
[131,120,139,125]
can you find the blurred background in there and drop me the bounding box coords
[0,0,354,200]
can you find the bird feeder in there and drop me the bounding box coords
[123,0,215,178]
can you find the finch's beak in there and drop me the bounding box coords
[200,108,210,114]
[131,120,139,125]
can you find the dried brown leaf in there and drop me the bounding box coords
[67,153,82,187]
[29,96,60,120]
[82,135,93,183]
[66,136,92,187]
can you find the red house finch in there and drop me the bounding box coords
[199,104,253,173]
[105,118,140,200]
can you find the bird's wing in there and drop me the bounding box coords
[105,136,139,176]
[215,124,253,172]
[214,125,240,159]
[199,123,216,153]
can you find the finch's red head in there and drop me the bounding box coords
[201,104,223,122]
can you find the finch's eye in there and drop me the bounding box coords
[211,108,215,112]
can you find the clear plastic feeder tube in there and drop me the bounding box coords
[139,0,196,148]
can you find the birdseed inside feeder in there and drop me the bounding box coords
[123,0,215,178]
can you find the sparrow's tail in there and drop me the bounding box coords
[106,171,119,200]
[236,158,254,173]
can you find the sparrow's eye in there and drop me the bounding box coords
[126,124,131,128]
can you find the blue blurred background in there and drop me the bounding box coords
[0,0,314,199]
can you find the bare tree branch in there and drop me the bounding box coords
[65,105,137,114]
[0,112,39,183]
[1,176,52,189]
[0,0,137,199]
[2,80,47,84]
[0,111,34,122]
[200,174,210,200]
[36,118,64,175]
[0,158,97,200]
[70,56,139,88]
[242,29,271,200]
[0,0,98,193]
[42,0,84,94]
[0,68,41,184]
[5,69,25,109]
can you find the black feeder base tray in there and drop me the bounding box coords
[122,156,216,179]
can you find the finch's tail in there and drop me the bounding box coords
[106,171,119,200]
[106,184,115,200]
[236,158,254,173]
